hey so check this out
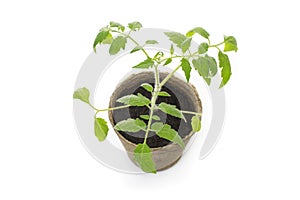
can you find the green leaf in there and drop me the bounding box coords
[181,58,192,82]
[158,102,186,121]
[140,115,160,121]
[191,115,201,132]
[198,42,209,54]
[192,55,217,77]
[102,33,113,44]
[132,58,154,69]
[73,87,90,104]
[193,56,217,76]
[224,36,238,52]
[114,118,146,132]
[117,93,150,106]
[145,40,158,44]
[205,55,218,76]
[109,36,127,55]
[141,83,153,92]
[164,32,186,48]
[130,46,142,53]
[180,38,192,53]
[218,51,232,87]
[128,21,143,31]
[151,122,164,132]
[109,21,125,32]
[99,26,109,32]
[170,44,174,55]
[152,115,160,121]
[93,31,109,52]
[158,91,171,97]
[186,27,210,39]
[140,115,150,120]
[186,30,194,37]
[151,123,185,149]
[163,58,172,66]
[203,77,211,85]
[94,118,109,141]
[134,144,156,173]
[192,57,211,85]
[153,51,164,60]
[192,57,209,77]
[164,32,192,53]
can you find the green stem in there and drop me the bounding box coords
[188,49,193,57]
[159,64,182,88]
[181,110,202,116]
[159,55,182,63]
[188,51,198,58]
[152,106,202,116]
[143,64,160,144]
[154,64,160,87]
[159,51,198,64]
[215,46,221,51]
[128,35,150,58]
[98,105,130,112]
[88,103,99,111]
[209,41,224,48]
[92,104,131,118]
[114,30,150,58]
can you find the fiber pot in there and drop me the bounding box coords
[108,71,202,171]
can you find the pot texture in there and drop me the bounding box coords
[108,71,202,171]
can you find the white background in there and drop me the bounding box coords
[1,0,299,199]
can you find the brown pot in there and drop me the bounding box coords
[108,71,202,171]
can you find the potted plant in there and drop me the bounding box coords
[73,21,238,173]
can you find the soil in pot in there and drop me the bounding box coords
[109,71,202,148]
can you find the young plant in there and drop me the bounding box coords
[73,21,238,173]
